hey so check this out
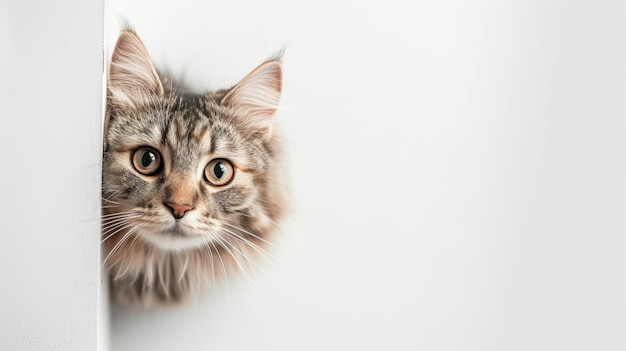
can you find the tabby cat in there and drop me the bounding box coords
[102,29,287,307]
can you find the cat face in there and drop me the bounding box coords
[102,30,286,305]
[104,97,268,250]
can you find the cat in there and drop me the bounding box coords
[102,28,287,307]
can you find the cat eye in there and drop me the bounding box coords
[204,159,235,186]
[131,147,162,176]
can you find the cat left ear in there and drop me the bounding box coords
[108,30,164,106]
[221,61,282,137]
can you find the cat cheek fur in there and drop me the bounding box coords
[102,28,288,307]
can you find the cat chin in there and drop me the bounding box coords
[139,231,209,252]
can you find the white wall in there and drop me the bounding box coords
[107,1,626,350]
[0,1,104,351]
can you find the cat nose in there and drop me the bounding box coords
[165,202,194,219]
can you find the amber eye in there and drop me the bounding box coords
[204,159,235,186]
[131,147,162,176]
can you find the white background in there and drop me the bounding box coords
[0,1,103,350]
[107,0,626,350]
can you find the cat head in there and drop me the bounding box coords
[102,30,286,254]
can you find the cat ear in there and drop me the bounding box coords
[108,30,164,105]
[221,61,282,137]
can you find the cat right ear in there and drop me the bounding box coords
[220,60,282,138]
[108,30,164,106]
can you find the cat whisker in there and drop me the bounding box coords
[218,229,276,282]
[221,221,297,279]
[102,225,139,267]
[221,221,282,251]
[219,227,284,268]
[101,213,140,232]
[208,237,230,306]
[198,235,217,292]
[102,224,136,265]
[101,215,142,227]
[101,220,140,234]
[204,237,216,289]
[101,211,140,219]
[101,217,142,243]
[212,235,262,297]
[101,217,141,227]
[220,226,277,256]
[128,230,143,251]
[102,198,121,205]
[217,233,259,270]
[223,239,266,295]
[101,222,136,243]
[243,213,285,230]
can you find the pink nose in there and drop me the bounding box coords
[165,202,194,219]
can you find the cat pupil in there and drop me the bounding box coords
[214,163,225,179]
[142,152,155,167]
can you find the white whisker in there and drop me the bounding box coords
[102,225,138,267]
[221,221,282,251]
[101,219,141,244]
[101,211,140,219]
[220,227,284,268]
[102,198,120,204]
[212,234,262,296]
[206,238,216,289]
[219,229,276,282]
[209,238,230,307]
[101,215,141,231]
